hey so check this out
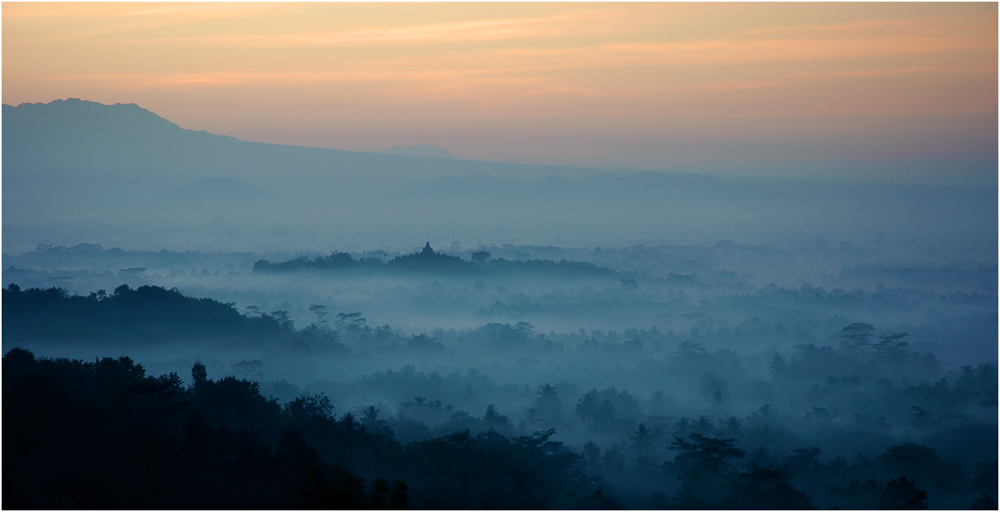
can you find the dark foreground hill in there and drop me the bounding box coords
[4,280,997,509]
[3,348,605,509]
[6,345,996,509]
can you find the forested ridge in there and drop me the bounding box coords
[2,283,344,351]
[252,243,622,280]
[3,348,603,509]
[4,283,997,509]
[5,347,997,509]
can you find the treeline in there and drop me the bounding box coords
[3,349,607,509]
[252,243,620,279]
[4,242,258,271]
[6,348,997,509]
[2,283,345,352]
[5,283,998,508]
[343,340,998,437]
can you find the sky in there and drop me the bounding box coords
[3,2,997,186]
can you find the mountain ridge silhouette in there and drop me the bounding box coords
[3,98,994,255]
[379,144,457,160]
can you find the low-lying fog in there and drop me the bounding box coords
[6,237,995,406]
[6,237,997,509]
[5,99,997,509]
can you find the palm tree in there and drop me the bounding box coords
[718,416,744,439]
[692,415,715,436]
[629,423,655,455]
[673,417,692,438]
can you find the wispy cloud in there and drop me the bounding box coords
[783,66,938,79]
[69,9,606,48]
[603,35,995,65]
[323,15,574,45]
[4,3,995,131]
[740,18,922,37]
[740,13,995,38]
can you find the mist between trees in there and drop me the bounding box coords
[3,238,997,509]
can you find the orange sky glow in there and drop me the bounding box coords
[3,3,997,185]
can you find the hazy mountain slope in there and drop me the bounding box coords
[379,144,457,159]
[2,99,995,255]
[3,99,589,189]
[1,99,599,250]
[390,172,996,252]
[154,177,280,213]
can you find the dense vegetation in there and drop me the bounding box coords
[3,348,602,509]
[6,345,996,509]
[252,243,620,280]
[2,283,344,352]
[4,283,997,509]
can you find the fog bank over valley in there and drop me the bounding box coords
[4,99,996,509]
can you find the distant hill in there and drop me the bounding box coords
[1,98,594,229]
[4,97,197,141]
[164,177,277,206]
[379,144,457,160]
[252,242,623,280]
[2,98,586,187]
[2,98,995,254]
[2,98,237,176]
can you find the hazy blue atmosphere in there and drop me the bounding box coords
[6,3,999,507]
[4,99,996,256]
[3,97,997,509]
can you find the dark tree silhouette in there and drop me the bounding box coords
[724,464,813,509]
[878,476,929,510]
[841,322,875,354]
